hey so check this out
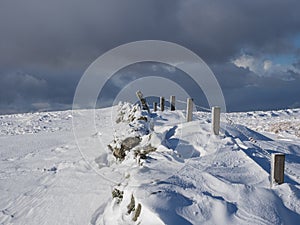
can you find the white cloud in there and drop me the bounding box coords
[263,60,272,71]
[232,54,300,80]
[232,54,255,70]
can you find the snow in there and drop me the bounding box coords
[0,104,300,224]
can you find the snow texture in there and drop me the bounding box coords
[0,103,300,225]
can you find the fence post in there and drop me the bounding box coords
[160,97,165,111]
[170,96,176,111]
[136,90,150,113]
[212,106,221,135]
[186,98,193,122]
[271,153,285,186]
[153,102,157,112]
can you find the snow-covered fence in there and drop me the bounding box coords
[170,96,176,111]
[225,114,288,187]
[271,153,285,186]
[135,92,219,135]
[160,97,165,111]
[212,106,221,135]
[186,98,193,122]
[171,98,221,135]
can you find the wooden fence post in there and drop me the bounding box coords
[153,102,157,112]
[186,98,193,122]
[136,90,150,113]
[170,96,175,111]
[160,97,165,111]
[212,106,221,135]
[271,153,285,186]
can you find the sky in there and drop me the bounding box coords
[1,0,300,114]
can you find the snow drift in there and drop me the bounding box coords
[0,103,299,224]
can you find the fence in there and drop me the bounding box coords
[136,92,287,187]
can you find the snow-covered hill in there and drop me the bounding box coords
[0,104,300,225]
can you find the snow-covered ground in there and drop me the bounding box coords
[0,104,300,225]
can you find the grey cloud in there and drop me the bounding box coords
[0,72,46,103]
[178,0,300,62]
[97,62,207,108]
[224,77,300,112]
[0,0,180,69]
[2,0,300,68]
[0,70,79,114]
[212,64,300,111]
[211,63,258,90]
[0,0,300,114]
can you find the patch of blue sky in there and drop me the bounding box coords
[293,34,300,48]
[266,34,300,65]
[267,54,296,65]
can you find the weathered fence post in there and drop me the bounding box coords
[170,96,176,111]
[271,153,285,186]
[212,106,221,135]
[160,97,165,111]
[153,102,157,112]
[136,90,150,113]
[186,98,193,122]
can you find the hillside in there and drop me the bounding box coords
[0,104,300,225]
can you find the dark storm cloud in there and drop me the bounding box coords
[178,0,300,62]
[223,77,300,111]
[0,0,300,114]
[2,0,300,67]
[0,69,80,114]
[0,0,181,69]
[211,64,300,111]
[97,62,208,109]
